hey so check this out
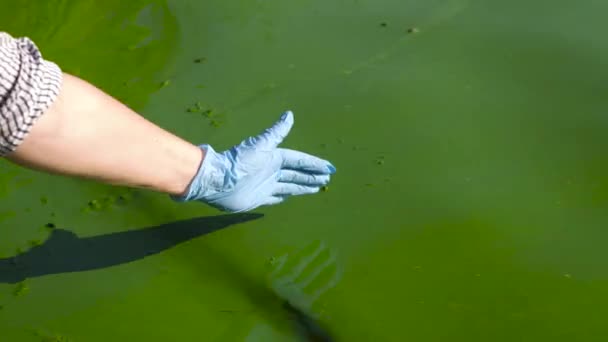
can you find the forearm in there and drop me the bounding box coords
[6,73,203,196]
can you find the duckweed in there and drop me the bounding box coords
[40,196,48,205]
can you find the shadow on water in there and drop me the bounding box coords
[0,212,335,341]
[0,213,261,284]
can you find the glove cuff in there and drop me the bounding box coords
[170,144,228,202]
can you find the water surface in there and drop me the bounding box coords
[2,0,608,341]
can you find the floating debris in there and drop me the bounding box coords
[159,80,171,88]
[117,193,132,203]
[31,330,70,342]
[184,102,224,127]
[29,239,42,247]
[87,199,102,211]
[186,101,206,113]
[40,196,48,205]
[13,281,28,297]
[193,57,207,63]
[380,22,388,27]
[186,106,201,113]
[267,256,278,266]
[210,119,223,128]
[407,27,419,34]
[321,186,329,192]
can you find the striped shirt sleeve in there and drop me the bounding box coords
[0,32,62,156]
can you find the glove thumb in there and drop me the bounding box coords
[251,110,294,149]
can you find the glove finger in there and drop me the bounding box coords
[249,111,294,150]
[278,170,330,186]
[280,149,336,174]
[273,183,320,196]
[264,196,287,206]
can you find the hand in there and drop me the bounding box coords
[171,111,336,212]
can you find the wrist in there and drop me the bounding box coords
[167,144,205,197]
[170,144,229,202]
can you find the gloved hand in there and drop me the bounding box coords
[171,111,336,212]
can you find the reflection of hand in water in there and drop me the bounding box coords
[267,240,342,320]
[215,241,341,342]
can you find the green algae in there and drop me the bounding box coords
[2,0,608,341]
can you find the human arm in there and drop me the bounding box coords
[7,72,204,196]
[0,32,335,212]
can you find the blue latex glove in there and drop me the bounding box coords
[172,111,336,212]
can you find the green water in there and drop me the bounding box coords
[2,0,608,340]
